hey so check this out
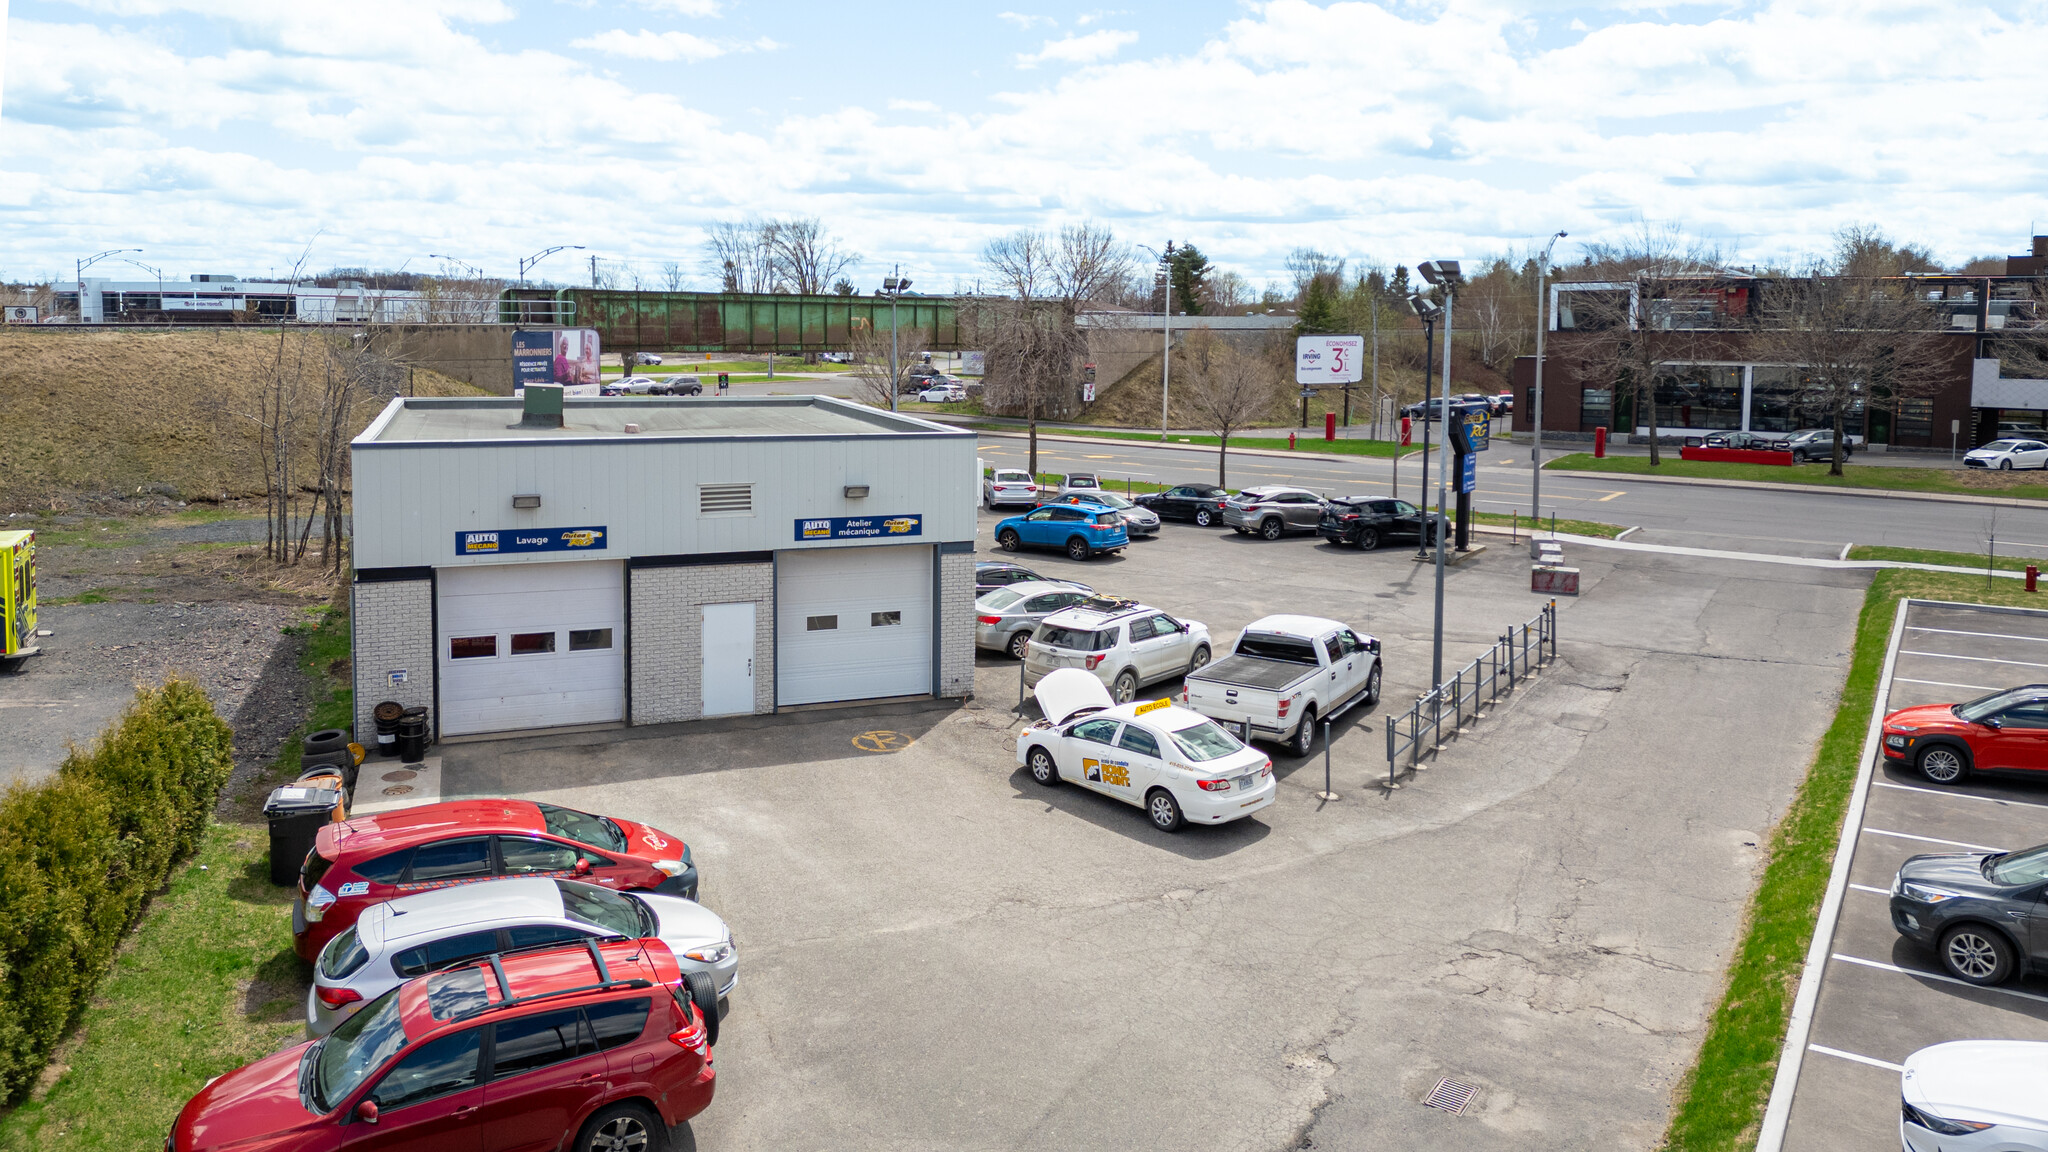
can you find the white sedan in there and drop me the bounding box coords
[1016,669,1275,832]
[1902,1040,2048,1149]
[1964,439,2048,470]
[919,383,967,403]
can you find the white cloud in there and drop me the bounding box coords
[571,29,728,61]
[1074,9,1127,27]
[1015,28,1137,68]
[998,12,1055,30]
[638,0,721,14]
[888,99,941,113]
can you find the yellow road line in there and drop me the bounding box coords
[1597,490,1627,501]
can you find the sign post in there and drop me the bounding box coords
[1449,408,1491,551]
[1295,335,1365,429]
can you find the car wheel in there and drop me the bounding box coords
[1187,645,1210,676]
[998,529,1022,552]
[1792,450,1807,463]
[576,1103,667,1152]
[1027,746,1059,787]
[1066,537,1091,561]
[1916,743,1967,785]
[1288,707,1318,757]
[684,969,721,1048]
[1194,508,1215,527]
[1112,670,1139,702]
[2000,458,2014,470]
[1260,518,1285,541]
[1007,631,1033,659]
[1146,788,1184,833]
[1939,924,2016,985]
[1364,663,1382,706]
[1355,527,1379,551]
[1232,526,1247,535]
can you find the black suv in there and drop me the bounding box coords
[1318,497,1441,550]
[1890,841,2048,985]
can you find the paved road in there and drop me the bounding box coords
[975,433,2048,560]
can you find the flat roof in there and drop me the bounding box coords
[359,395,970,446]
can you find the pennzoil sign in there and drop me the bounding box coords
[457,526,607,556]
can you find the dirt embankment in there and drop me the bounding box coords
[0,328,482,512]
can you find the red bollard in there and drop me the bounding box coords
[1289,431,1297,450]
[2029,565,2039,593]
[1400,417,1412,447]
[1594,426,1608,458]
[1325,412,1337,441]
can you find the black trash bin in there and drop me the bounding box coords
[263,782,341,886]
[373,701,404,758]
[396,707,430,764]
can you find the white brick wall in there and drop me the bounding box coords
[352,579,435,740]
[938,549,976,698]
[630,562,775,725]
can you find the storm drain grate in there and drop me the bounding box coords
[1424,1077,1477,1115]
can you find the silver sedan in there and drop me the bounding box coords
[1056,491,1160,536]
[975,580,1092,658]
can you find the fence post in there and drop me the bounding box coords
[1386,720,1399,789]
[1317,721,1338,801]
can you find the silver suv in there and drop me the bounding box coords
[1022,595,1212,702]
[1223,486,1327,540]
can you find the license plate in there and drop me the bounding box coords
[1233,774,1255,790]
[1228,721,1247,739]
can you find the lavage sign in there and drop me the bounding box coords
[457,526,608,556]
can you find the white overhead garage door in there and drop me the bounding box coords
[437,561,624,736]
[777,545,933,706]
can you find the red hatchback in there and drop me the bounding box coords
[295,800,697,962]
[1882,684,2048,784]
[170,938,717,1152]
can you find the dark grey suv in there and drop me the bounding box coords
[1890,842,2048,985]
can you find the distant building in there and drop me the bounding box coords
[51,274,429,324]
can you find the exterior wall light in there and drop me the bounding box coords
[844,485,870,499]
[512,494,542,509]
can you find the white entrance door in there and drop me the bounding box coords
[701,602,757,717]
[776,545,933,706]
[437,561,625,736]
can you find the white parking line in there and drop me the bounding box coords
[1848,883,1891,895]
[1832,953,2048,1006]
[1890,677,2006,692]
[1908,626,2048,644]
[1862,827,2005,852]
[1901,650,2048,670]
[1871,780,2048,809]
[1807,1044,1906,1073]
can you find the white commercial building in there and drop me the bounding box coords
[348,393,978,740]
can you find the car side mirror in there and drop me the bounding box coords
[1367,639,1381,654]
[573,858,592,876]
[357,1101,380,1125]
[1982,717,2003,730]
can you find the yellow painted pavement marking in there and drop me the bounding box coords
[851,730,913,753]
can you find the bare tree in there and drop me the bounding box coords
[661,262,687,292]
[769,218,860,295]
[1567,227,1725,465]
[846,320,929,408]
[1177,328,1282,486]
[1286,249,1345,300]
[976,224,1130,472]
[1206,270,1253,312]
[706,219,777,293]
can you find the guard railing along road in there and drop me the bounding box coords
[1385,601,1557,786]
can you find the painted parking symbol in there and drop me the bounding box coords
[852,730,912,753]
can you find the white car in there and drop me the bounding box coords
[617,375,663,395]
[983,469,1042,509]
[1901,1041,2048,1149]
[639,354,664,365]
[1964,439,2048,470]
[919,383,967,403]
[1022,595,1211,702]
[1058,473,1104,498]
[1017,669,1275,832]
[307,876,737,1037]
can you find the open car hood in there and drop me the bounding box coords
[1035,668,1115,725]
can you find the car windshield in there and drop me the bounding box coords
[1236,633,1320,664]
[994,471,1030,483]
[1036,625,1112,651]
[311,989,409,1112]
[979,590,1024,611]
[1085,493,1133,509]
[1988,843,2048,885]
[1982,440,2020,452]
[1955,686,2037,722]
[556,880,649,938]
[1169,719,1247,762]
[537,803,626,852]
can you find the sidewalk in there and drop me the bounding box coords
[1542,466,2048,510]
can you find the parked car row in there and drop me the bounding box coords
[172,798,730,1150]
[1688,428,1861,461]
[602,374,703,396]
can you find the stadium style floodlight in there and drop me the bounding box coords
[1530,231,1568,526]
[1416,260,1464,692]
[881,269,913,412]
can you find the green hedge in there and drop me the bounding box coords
[0,679,232,1103]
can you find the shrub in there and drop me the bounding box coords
[0,678,232,1102]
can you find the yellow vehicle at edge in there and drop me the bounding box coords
[2,530,38,660]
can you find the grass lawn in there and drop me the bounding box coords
[1547,453,2048,502]
[1659,568,2048,1150]
[0,601,352,1149]
[1470,510,1626,539]
[605,360,843,377]
[1846,544,2032,573]
[969,423,1410,459]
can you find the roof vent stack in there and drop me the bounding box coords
[520,384,565,429]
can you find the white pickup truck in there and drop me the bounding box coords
[1179,614,1382,756]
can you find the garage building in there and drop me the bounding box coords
[349,391,977,740]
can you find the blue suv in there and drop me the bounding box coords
[994,502,1129,561]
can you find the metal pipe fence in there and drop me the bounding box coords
[1385,600,1557,786]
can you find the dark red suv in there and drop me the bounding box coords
[295,800,696,962]
[170,938,719,1152]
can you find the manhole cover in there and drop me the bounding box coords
[380,770,418,783]
[1424,1077,1477,1115]
[851,730,912,753]
[381,784,415,797]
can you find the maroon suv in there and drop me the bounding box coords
[168,938,718,1152]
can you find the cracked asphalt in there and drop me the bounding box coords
[440,515,1867,1150]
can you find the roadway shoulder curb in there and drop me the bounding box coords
[1542,468,2048,510]
[966,427,1415,465]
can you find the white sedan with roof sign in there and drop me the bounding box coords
[1016,669,1275,832]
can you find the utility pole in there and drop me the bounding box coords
[1531,231,1567,527]
[591,255,598,288]
[1161,241,1174,442]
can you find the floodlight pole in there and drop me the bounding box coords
[1531,231,1566,527]
[1434,284,1454,692]
[890,264,900,413]
[518,245,585,285]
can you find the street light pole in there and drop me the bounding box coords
[75,248,141,322]
[1419,260,1466,693]
[1138,242,1176,442]
[518,245,585,285]
[1531,230,1567,527]
[891,264,901,414]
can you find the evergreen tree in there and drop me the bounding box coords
[1295,276,1339,334]
[1388,264,1410,301]
[1168,244,1211,315]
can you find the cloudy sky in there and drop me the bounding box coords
[4,0,2047,290]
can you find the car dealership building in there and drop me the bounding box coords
[349,391,977,740]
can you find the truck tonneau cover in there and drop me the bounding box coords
[1189,654,1316,692]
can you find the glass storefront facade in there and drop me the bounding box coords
[1573,363,1870,438]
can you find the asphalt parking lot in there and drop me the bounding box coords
[1781,600,2048,1151]
[440,511,1867,1150]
